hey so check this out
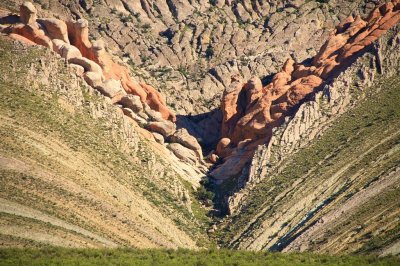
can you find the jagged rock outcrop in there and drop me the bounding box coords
[3,0,377,118]
[0,2,205,165]
[210,0,400,180]
[219,23,400,253]
[0,2,175,122]
[0,36,209,249]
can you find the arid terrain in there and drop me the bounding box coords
[0,0,399,261]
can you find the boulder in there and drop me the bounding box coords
[207,152,219,164]
[168,143,198,164]
[152,132,165,144]
[122,108,148,125]
[68,63,84,76]
[83,71,103,88]
[38,18,69,43]
[20,2,37,25]
[52,39,82,60]
[168,128,203,159]
[68,56,103,75]
[143,104,164,122]
[96,79,126,102]
[118,94,143,113]
[146,120,176,137]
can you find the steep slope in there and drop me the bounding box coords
[0,0,399,257]
[213,24,400,255]
[0,37,210,248]
[0,0,381,148]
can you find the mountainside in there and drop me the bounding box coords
[0,37,209,249]
[0,0,399,260]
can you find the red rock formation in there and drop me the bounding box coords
[211,0,400,179]
[0,2,175,122]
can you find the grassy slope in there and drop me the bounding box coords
[0,248,398,266]
[0,37,210,248]
[216,74,400,253]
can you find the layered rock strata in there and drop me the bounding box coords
[0,2,203,165]
[210,0,400,180]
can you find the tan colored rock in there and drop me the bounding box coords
[68,56,103,75]
[169,128,203,160]
[83,71,103,88]
[144,104,164,122]
[39,18,69,43]
[168,143,198,164]
[96,79,126,103]
[52,39,81,60]
[68,63,84,76]
[20,2,37,25]
[118,95,143,113]
[152,132,165,144]
[147,120,176,137]
[122,108,148,125]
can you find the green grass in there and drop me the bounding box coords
[0,248,398,266]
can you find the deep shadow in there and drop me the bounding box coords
[175,108,222,156]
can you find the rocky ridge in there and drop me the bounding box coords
[0,1,205,166]
[228,22,400,214]
[0,0,399,255]
[215,23,400,254]
[210,1,400,180]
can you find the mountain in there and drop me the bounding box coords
[0,0,399,260]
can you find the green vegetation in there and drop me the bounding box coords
[0,37,210,247]
[218,75,400,251]
[0,248,398,266]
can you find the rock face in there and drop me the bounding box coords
[169,128,203,161]
[0,3,175,122]
[210,0,400,180]
[19,1,36,25]
[0,36,207,249]
[0,1,205,165]
[147,121,176,138]
[219,23,400,253]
